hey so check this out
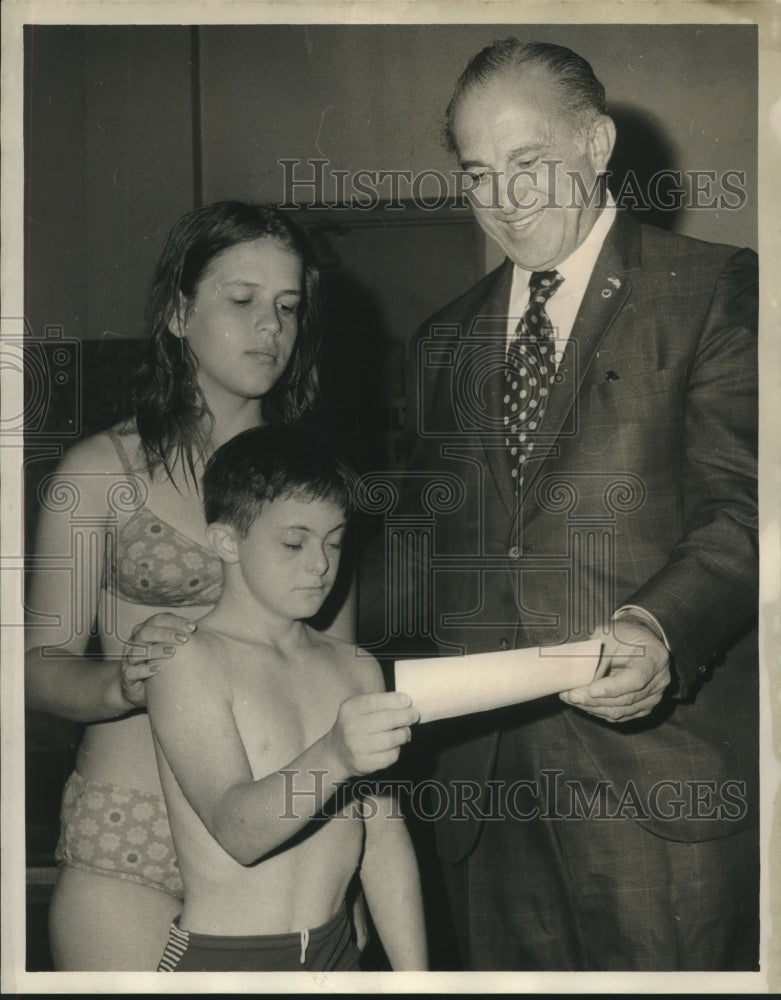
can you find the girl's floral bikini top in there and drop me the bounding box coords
[105,429,224,607]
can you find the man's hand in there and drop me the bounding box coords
[559,619,670,722]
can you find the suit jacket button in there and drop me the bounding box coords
[500,638,510,651]
[507,545,520,558]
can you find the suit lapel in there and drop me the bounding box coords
[519,212,639,506]
[470,260,519,520]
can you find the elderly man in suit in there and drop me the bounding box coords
[394,39,758,971]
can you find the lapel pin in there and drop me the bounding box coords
[607,276,622,288]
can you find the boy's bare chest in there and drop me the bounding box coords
[227,651,357,777]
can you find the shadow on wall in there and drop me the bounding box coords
[607,105,683,232]
[307,224,400,475]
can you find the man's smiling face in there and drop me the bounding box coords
[452,67,615,270]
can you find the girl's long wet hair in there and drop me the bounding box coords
[132,201,320,485]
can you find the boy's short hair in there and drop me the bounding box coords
[203,424,358,535]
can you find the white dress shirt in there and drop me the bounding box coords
[506,194,617,367]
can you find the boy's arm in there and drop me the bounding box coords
[359,787,428,970]
[146,640,418,866]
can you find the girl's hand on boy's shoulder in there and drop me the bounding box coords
[121,612,197,706]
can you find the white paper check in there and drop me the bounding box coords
[394,639,603,724]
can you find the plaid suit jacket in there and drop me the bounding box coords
[398,211,758,861]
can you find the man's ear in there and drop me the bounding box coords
[588,115,616,174]
[166,292,188,338]
[206,522,240,563]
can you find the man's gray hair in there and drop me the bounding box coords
[444,39,607,153]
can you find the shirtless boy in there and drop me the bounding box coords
[147,425,427,972]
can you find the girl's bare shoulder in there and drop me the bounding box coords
[56,419,142,475]
[40,421,146,516]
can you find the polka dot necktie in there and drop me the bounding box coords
[503,269,565,490]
